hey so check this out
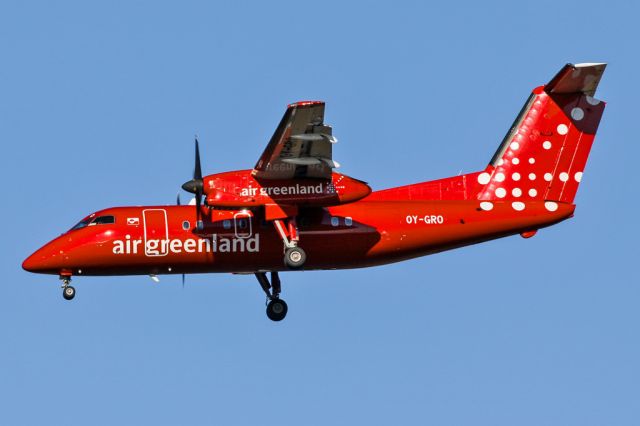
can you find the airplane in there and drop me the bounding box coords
[23,63,607,321]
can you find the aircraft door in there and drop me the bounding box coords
[234,211,253,239]
[143,209,169,256]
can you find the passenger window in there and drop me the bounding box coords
[223,220,231,229]
[331,217,339,227]
[182,220,190,230]
[345,217,353,226]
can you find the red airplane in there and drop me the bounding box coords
[23,63,607,321]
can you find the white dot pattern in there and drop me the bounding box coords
[571,107,584,121]
[480,201,493,211]
[478,172,491,185]
[557,124,569,135]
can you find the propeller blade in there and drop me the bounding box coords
[176,193,181,205]
[181,273,185,289]
[181,137,205,229]
[194,137,202,181]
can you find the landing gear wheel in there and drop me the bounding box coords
[63,286,76,300]
[284,247,306,269]
[266,298,288,321]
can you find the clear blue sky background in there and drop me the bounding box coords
[1,1,638,425]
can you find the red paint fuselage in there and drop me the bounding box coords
[22,177,575,277]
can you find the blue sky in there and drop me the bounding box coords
[2,1,638,425]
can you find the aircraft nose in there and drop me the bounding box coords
[22,252,39,272]
[22,240,68,274]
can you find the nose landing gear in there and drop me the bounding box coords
[255,271,288,321]
[60,275,76,301]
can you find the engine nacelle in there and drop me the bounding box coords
[204,170,371,208]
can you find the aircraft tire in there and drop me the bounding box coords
[63,286,76,301]
[284,247,306,269]
[266,298,288,321]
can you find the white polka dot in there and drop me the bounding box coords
[480,201,494,211]
[495,172,506,182]
[574,171,583,182]
[497,158,504,166]
[528,188,537,197]
[544,173,553,181]
[512,158,520,165]
[529,158,535,164]
[495,188,506,198]
[559,172,569,182]
[586,96,600,106]
[478,172,491,185]
[545,201,559,212]
[510,141,520,150]
[512,172,521,181]
[543,141,552,150]
[528,173,536,181]
[512,201,525,211]
[512,188,522,197]
[557,124,569,135]
[571,107,584,121]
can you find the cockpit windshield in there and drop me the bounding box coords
[70,218,92,230]
[69,215,115,231]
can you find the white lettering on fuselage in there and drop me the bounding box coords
[240,183,325,197]
[405,215,444,225]
[112,234,260,256]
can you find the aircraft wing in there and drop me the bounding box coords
[253,101,339,180]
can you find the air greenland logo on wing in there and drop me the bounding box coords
[240,183,326,197]
[112,234,260,256]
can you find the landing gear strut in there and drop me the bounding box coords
[255,271,288,321]
[273,218,306,269]
[60,275,75,301]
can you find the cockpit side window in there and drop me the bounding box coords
[89,215,115,226]
[70,215,115,231]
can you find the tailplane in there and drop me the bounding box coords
[477,63,606,203]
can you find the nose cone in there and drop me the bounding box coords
[22,251,40,272]
[22,239,68,274]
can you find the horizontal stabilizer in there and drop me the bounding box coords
[545,63,606,97]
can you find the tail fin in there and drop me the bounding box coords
[478,63,606,203]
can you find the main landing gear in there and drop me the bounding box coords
[60,275,76,300]
[256,271,288,321]
[273,218,306,269]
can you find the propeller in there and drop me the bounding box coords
[181,137,204,227]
